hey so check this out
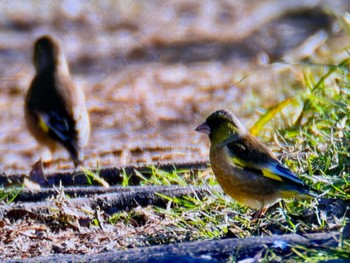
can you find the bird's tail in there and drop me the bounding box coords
[67,141,82,168]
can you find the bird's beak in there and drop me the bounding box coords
[195,122,211,135]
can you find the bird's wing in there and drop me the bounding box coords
[37,111,76,147]
[225,135,305,186]
[261,161,305,185]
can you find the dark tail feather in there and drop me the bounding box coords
[66,141,82,168]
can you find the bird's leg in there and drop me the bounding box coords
[253,207,268,220]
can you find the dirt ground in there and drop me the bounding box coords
[0,0,348,173]
[0,0,349,261]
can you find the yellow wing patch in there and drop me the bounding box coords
[262,168,284,182]
[227,151,285,183]
[231,157,246,168]
[38,115,49,133]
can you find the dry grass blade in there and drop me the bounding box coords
[250,98,293,136]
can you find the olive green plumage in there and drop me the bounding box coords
[25,35,90,167]
[196,109,315,217]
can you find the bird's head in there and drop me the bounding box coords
[195,110,247,145]
[33,35,68,74]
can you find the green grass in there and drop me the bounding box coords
[275,59,350,199]
[81,164,110,187]
[0,186,22,203]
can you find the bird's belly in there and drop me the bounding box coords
[210,147,281,210]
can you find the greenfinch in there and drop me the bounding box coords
[195,110,314,217]
[24,35,90,167]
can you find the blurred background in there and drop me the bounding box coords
[0,0,349,172]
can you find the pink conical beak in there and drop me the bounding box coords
[195,122,211,135]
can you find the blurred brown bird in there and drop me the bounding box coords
[24,35,90,167]
[196,109,315,218]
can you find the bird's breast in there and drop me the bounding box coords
[209,145,281,210]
